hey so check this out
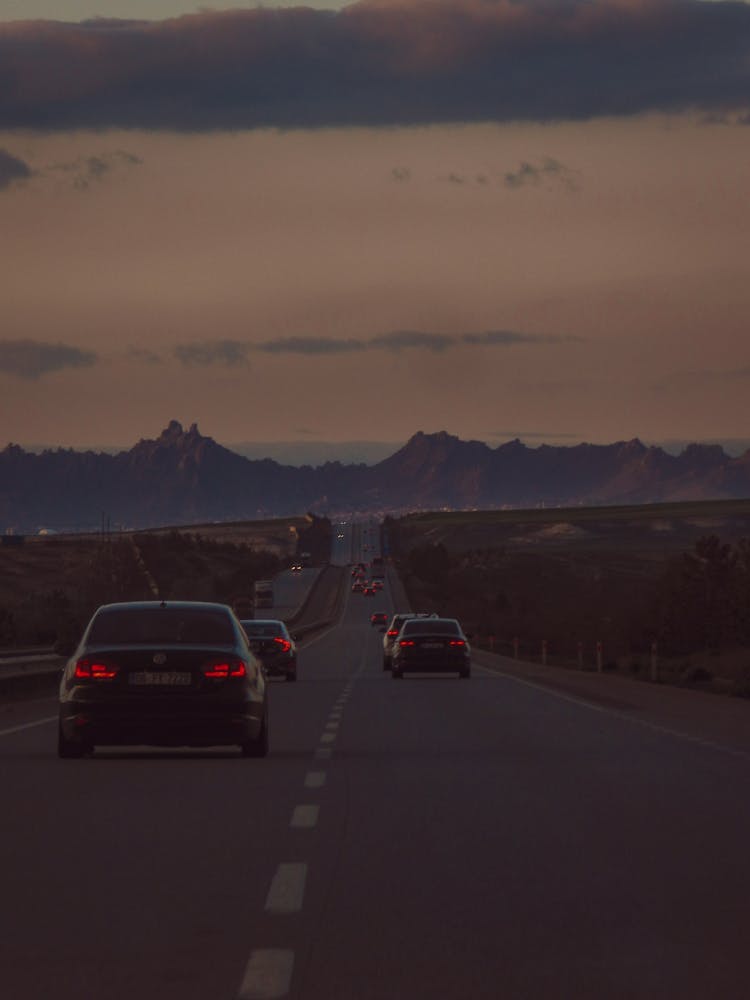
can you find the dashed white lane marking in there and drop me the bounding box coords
[265,863,307,914]
[0,716,57,738]
[475,662,750,761]
[291,805,320,829]
[324,721,339,731]
[320,732,337,744]
[237,949,294,999]
[305,771,326,789]
[315,748,333,760]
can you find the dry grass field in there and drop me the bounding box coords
[387,499,750,696]
[0,516,315,647]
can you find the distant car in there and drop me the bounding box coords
[370,612,388,628]
[241,619,297,682]
[363,586,375,596]
[372,579,384,591]
[382,612,439,670]
[391,617,471,679]
[291,563,303,573]
[352,581,364,593]
[57,601,268,758]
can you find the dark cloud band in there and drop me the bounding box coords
[0,149,32,189]
[1,1,749,130]
[0,339,97,379]
[174,329,577,364]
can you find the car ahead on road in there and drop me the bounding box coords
[290,562,303,572]
[240,619,297,682]
[352,581,364,593]
[370,612,388,628]
[58,601,268,759]
[382,612,438,670]
[391,617,471,679]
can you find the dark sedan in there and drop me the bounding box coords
[58,601,269,758]
[240,619,297,682]
[391,617,471,679]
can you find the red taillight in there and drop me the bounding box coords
[388,629,399,637]
[399,639,415,647]
[74,658,118,680]
[449,640,466,647]
[273,637,292,653]
[204,660,247,679]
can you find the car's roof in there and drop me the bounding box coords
[97,600,233,613]
[401,617,463,633]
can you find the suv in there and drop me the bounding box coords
[382,612,437,670]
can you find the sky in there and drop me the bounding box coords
[1,0,750,458]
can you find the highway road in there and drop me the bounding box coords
[2,523,750,999]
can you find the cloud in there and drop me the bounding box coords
[369,330,455,352]
[2,1,750,130]
[174,339,251,366]
[45,150,142,190]
[504,158,577,190]
[0,339,97,379]
[127,347,163,365]
[0,149,32,190]
[255,336,366,355]
[245,329,579,356]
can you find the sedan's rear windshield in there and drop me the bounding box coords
[241,622,285,637]
[401,620,461,636]
[88,608,235,645]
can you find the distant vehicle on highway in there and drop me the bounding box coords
[370,612,388,628]
[391,617,471,679]
[57,601,269,758]
[253,579,274,609]
[240,619,297,682]
[290,562,303,572]
[382,612,438,670]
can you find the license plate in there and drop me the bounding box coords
[129,671,192,686]
[422,642,443,649]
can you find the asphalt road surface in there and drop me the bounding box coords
[2,567,750,999]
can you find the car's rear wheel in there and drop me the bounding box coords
[57,724,90,759]
[241,713,269,757]
[460,668,471,679]
[391,668,403,679]
[286,672,297,682]
[383,658,390,671]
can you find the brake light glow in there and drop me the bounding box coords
[203,660,247,679]
[273,637,292,653]
[388,629,399,637]
[449,640,466,647]
[74,658,118,680]
[399,639,415,647]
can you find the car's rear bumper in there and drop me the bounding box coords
[59,700,264,747]
[392,655,470,674]
[260,657,296,678]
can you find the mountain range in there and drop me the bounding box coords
[2,421,750,532]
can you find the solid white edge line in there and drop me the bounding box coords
[474,662,750,760]
[237,949,294,1000]
[265,863,307,914]
[0,716,57,738]
[290,804,320,829]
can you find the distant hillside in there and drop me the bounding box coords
[2,422,750,532]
